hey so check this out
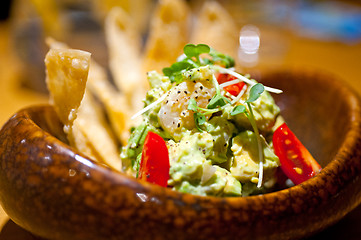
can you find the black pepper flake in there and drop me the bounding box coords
[200,86,204,90]
[208,98,211,102]
[193,80,196,83]
[177,91,181,94]
[197,69,200,72]
[184,91,188,94]
[177,123,181,128]
[224,143,227,147]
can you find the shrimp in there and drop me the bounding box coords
[158,79,215,140]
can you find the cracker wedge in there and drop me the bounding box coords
[45,43,124,170]
[91,0,154,35]
[143,0,190,73]
[44,48,90,145]
[105,7,147,114]
[46,37,132,145]
[73,90,122,170]
[87,59,132,145]
[190,1,239,60]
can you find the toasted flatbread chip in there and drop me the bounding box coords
[46,37,132,145]
[91,0,154,35]
[87,59,132,145]
[105,7,147,114]
[46,38,127,169]
[143,0,190,73]
[44,48,90,145]
[190,1,239,60]
[73,90,122,170]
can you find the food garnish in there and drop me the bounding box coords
[138,131,170,187]
[273,123,322,185]
[122,44,288,196]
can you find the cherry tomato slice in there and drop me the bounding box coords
[217,73,246,96]
[273,123,321,185]
[138,132,170,187]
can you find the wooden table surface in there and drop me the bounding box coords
[1,5,361,238]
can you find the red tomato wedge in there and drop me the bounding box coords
[216,73,246,96]
[273,123,321,185]
[138,132,170,187]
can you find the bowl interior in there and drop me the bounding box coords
[260,70,351,167]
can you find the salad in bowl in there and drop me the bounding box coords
[120,44,321,197]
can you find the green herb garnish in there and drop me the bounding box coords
[162,43,234,84]
[163,61,194,84]
[230,83,265,188]
[207,74,230,109]
[184,44,210,63]
[230,105,246,116]
[188,98,220,131]
[246,83,264,103]
[208,49,235,68]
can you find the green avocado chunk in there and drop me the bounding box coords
[230,130,280,188]
[167,132,242,197]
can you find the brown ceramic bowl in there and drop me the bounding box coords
[0,70,361,240]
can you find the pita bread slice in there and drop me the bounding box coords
[190,1,239,60]
[45,39,126,169]
[46,37,133,145]
[91,0,154,35]
[87,59,132,145]
[105,7,147,114]
[73,90,122,170]
[143,0,190,73]
[44,48,90,145]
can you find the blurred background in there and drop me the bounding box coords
[0,0,361,239]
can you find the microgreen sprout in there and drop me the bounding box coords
[183,44,210,64]
[246,82,265,103]
[212,65,283,94]
[188,98,220,131]
[163,61,194,84]
[208,48,235,68]
[162,43,235,84]
[230,83,265,188]
[131,92,168,120]
[207,74,231,109]
[230,105,246,116]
